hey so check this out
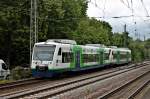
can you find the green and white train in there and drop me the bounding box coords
[31,39,131,77]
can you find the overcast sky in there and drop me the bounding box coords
[87,0,150,40]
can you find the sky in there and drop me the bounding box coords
[87,0,150,40]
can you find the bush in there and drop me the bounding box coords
[11,66,32,80]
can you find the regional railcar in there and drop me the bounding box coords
[31,39,131,77]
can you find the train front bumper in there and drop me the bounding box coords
[31,68,69,78]
[31,69,59,78]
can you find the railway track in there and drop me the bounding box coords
[0,78,41,89]
[0,63,136,96]
[98,70,150,99]
[52,63,150,99]
[133,80,150,99]
[128,79,150,99]
[1,62,149,99]
[0,65,125,90]
[0,78,50,95]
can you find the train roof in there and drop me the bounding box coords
[34,40,131,52]
[116,48,131,52]
[85,44,106,48]
[46,39,77,45]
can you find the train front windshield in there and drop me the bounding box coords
[33,45,56,61]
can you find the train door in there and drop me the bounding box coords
[100,50,104,65]
[127,52,129,62]
[117,51,120,64]
[75,50,80,69]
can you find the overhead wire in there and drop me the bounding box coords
[126,0,130,8]
[87,0,105,16]
[130,0,138,39]
[120,0,146,21]
[88,0,149,19]
[120,0,131,9]
[94,0,97,7]
[88,0,150,40]
[140,0,149,17]
[88,0,103,11]
[139,0,150,40]
[102,0,107,19]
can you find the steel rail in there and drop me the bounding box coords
[0,78,40,89]
[3,63,149,99]
[0,63,136,97]
[98,70,150,99]
[128,80,150,99]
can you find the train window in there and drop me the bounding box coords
[33,45,56,61]
[62,52,73,63]
[58,48,61,55]
[113,52,117,59]
[120,54,127,59]
[2,63,8,70]
[83,54,99,63]
[95,54,99,62]
[104,53,109,60]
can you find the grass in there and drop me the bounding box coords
[0,79,14,84]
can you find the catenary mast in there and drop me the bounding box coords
[30,0,38,64]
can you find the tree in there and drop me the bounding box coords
[0,0,30,67]
[112,33,124,47]
[38,0,88,40]
[71,18,112,45]
[144,39,150,59]
[0,0,148,67]
[0,0,88,67]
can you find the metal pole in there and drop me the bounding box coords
[30,0,33,65]
[30,0,38,65]
[34,0,37,43]
[124,24,127,47]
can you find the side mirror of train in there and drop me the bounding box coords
[0,59,10,80]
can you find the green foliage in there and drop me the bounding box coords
[11,66,31,80]
[0,0,30,67]
[38,0,88,40]
[112,33,150,62]
[129,40,150,62]
[144,39,150,59]
[0,0,149,68]
[112,33,124,47]
[71,18,112,45]
[0,80,13,84]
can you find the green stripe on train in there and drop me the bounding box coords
[117,51,120,64]
[100,48,104,65]
[127,52,129,62]
[71,45,83,68]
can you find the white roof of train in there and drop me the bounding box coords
[46,39,77,45]
[34,40,131,52]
